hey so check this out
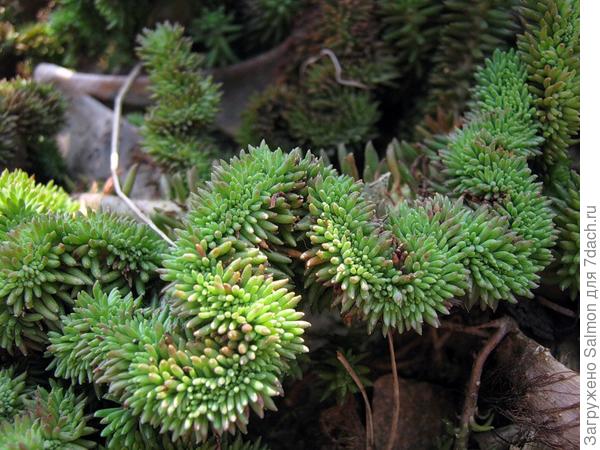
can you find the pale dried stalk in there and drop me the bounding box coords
[110,63,175,246]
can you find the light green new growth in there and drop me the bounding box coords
[0,169,78,239]
[0,204,166,354]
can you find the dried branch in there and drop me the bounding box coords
[337,351,375,450]
[453,317,516,450]
[301,48,369,89]
[385,331,401,450]
[110,63,175,247]
[538,296,577,318]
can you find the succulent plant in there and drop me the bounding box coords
[471,49,542,159]
[0,414,45,450]
[286,78,380,149]
[244,0,304,47]
[47,284,142,384]
[0,367,28,419]
[546,164,580,298]
[190,6,241,68]
[422,0,520,117]
[517,0,580,167]
[0,196,166,354]
[137,22,222,172]
[318,349,372,404]
[378,0,444,79]
[0,78,65,139]
[0,79,67,175]
[0,169,77,239]
[0,108,17,166]
[24,381,96,449]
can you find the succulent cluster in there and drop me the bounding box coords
[239,0,393,151]
[517,0,580,167]
[0,169,77,239]
[190,6,241,68]
[0,379,95,450]
[0,367,27,419]
[48,0,151,69]
[0,172,165,354]
[439,50,556,305]
[0,78,67,181]
[244,0,304,47]
[420,0,520,119]
[546,164,580,298]
[44,145,312,444]
[378,0,443,80]
[137,22,222,172]
[0,1,579,447]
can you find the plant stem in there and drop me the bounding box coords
[453,317,515,450]
[337,351,374,450]
[385,331,401,450]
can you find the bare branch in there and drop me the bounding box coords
[454,317,516,450]
[110,63,175,247]
[337,351,375,450]
[385,331,401,450]
[301,48,369,89]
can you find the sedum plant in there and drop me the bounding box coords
[137,22,222,172]
[190,6,241,68]
[0,79,67,181]
[0,204,166,354]
[0,367,28,419]
[0,381,95,450]
[0,3,579,448]
[0,169,78,239]
[517,0,580,168]
[0,414,45,450]
[244,0,303,47]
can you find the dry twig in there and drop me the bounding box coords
[337,351,375,450]
[385,331,401,450]
[301,48,369,89]
[453,317,516,450]
[110,63,175,246]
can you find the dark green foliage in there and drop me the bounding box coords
[0,367,27,419]
[237,85,297,150]
[318,349,372,404]
[517,0,580,167]
[0,77,65,145]
[546,164,579,298]
[423,0,520,117]
[190,6,241,68]
[244,0,304,47]
[287,82,380,149]
[378,0,444,79]
[49,0,152,69]
[0,108,17,165]
[238,0,395,152]
[0,79,67,179]
[137,22,222,171]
